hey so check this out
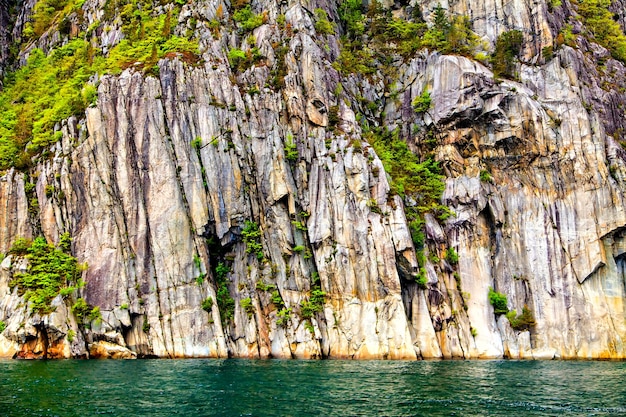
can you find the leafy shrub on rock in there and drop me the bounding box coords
[488,287,508,315]
[9,233,84,315]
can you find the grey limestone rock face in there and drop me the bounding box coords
[1,0,626,359]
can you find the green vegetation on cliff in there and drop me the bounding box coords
[201,297,213,312]
[8,233,84,315]
[488,287,536,329]
[0,41,95,170]
[300,289,326,319]
[364,126,449,252]
[491,30,523,79]
[233,5,264,32]
[488,287,508,315]
[23,0,84,40]
[0,0,198,171]
[506,306,536,330]
[242,221,264,260]
[71,297,101,325]
[333,1,479,75]
[215,262,235,325]
[328,2,467,259]
[364,127,445,204]
[420,4,480,56]
[577,0,626,62]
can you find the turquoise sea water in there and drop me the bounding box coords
[1,359,625,416]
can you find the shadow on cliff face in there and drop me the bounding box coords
[0,0,17,85]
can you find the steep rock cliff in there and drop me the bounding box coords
[1,0,626,359]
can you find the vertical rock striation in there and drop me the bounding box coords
[1,0,626,359]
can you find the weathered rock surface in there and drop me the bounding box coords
[1,0,626,359]
[89,341,137,359]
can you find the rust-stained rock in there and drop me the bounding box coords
[306,98,328,127]
[89,341,137,359]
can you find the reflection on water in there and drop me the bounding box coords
[0,359,625,416]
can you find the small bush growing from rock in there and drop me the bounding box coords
[488,287,508,315]
[201,297,213,312]
[300,289,326,319]
[412,90,432,114]
[480,170,493,183]
[242,221,264,260]
[276,307,292,326]
[314,9,335,35]
[240,297,255,316]
[415,268,428,289]
[506,306,536,330]
[445,247,459,265]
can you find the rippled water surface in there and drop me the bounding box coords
[1,359,625,416]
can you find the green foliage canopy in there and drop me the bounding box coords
[9,233,83,315]
[488,287,508,315]
[491,30,523,79]
[506,306,536,330]
[578,0,626,62]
